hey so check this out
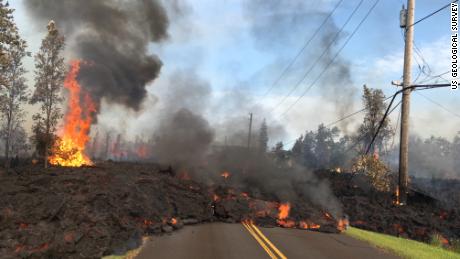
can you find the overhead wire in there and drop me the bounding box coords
[258,0,345,99]
[408,0,458,27]
[279,0,381,117]
[268,0,365,113]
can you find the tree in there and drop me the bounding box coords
[258,119,268,153]
[0,0,17,87]
[30,21,66,168]
[315,124,339,169]
[291,135,303,159]
[302,131,317,169]
[357,85,393,154]
[0,1,29,169]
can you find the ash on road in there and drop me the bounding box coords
[136,223,398,259]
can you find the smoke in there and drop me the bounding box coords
[24,0,169,112]
[244,0,357,132]
[154,108,214,168]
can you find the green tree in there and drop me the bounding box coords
[0,0,17,87]
[258,119,268,153]
[30,21,66,168]
[291,135,303,160]
[315,124,339,168]
[0,1,29,170]
[302,131,317,169]
[357,85,393,154]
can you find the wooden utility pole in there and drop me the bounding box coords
[398,0,415,205]
[247,113,253,150]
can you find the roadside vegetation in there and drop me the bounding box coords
[346,227,460,259]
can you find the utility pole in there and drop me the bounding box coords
[398,0,415,205]
[247,113,253,150]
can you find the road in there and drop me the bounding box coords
[135,222,398,259]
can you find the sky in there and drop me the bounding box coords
[9,0,460,146]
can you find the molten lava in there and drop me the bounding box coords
[49,60,96,167]
[277,202,293,227]
[221,171,231,179]
[278,203,290,220]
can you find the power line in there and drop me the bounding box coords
[409,0,458,27]
[415,91,460,119]
[324,95,393,128]
[364,84,451,154]
[259,0,345,99]
[279,0,381,117]
[269,0,365,113]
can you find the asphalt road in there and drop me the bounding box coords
[135,222,398,259]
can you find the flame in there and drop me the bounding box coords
[394,187,401,205]
[278,219,296,228]
[278,203,290,220]
[49,60,95,167]
[299,221,309,229]
[324,212,332,220]
[439,235,449,246]
[143,219,154,227]
[309,224,320,229]
[337,218,349,232]
[221,171,231,179]
[136,145,149,159]
[171,218,178,225]
[298,220,321,230]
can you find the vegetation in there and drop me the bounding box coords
[29,21,66,168]
[0,0,29,170]
[346,227,460,259]
[357,85,394,154]
[258,119,268,153]
[352,155,392,192]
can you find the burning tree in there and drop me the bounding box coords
[0,1,29,170]
[48,60,96,167]
[30,21,66,168]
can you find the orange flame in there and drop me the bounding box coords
[136,145,149,159]
[337,218,349,232]
[49,60,96,167]
[278,203,290,220]
[221,171,231,179]
[171,218,178,225]
[299,221,309,229]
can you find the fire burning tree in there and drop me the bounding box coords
[49,60,96,167]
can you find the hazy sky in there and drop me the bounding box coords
[9,0,459,144]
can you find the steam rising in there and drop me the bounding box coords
[24,0,169,111]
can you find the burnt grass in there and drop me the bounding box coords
[0,162,459,258]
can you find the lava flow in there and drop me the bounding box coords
[49,60,96,167]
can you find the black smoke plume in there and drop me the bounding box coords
[24,0,169,112]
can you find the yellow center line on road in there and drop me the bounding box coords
[242,221,278,259]
[249,222,288,259]
[242,221,288,259]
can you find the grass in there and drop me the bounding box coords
[102,237,149,259]
[345,227,460,259]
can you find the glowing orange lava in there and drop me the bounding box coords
[221,171,231,179]
[278,203,290,220]
[49,60,96,167]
